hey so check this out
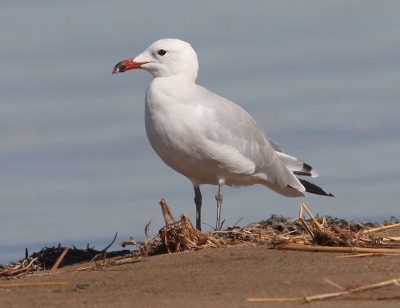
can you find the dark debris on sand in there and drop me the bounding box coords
[1,243,132,280]
[247,214,398,235]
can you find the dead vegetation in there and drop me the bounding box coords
[119,200,400,257]
[1,200,400,282]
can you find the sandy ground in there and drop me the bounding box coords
[1,244,400,308]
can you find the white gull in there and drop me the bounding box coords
[112,38,333,230]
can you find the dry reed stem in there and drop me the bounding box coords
[324,278,345,290]
[305,277,400,302]
[160,199,176,225]
[335,253,400,258]
[75,256,142,272]
[248,277,400,302]
[277,243,400,254]
[29,271,65,277]
[75,265,96,272]
[348,278,400,293]
[102,249,107,265]
[49,247,69,273]
[383,236,400,242]
[299,203,323,231]
[364,222,400,234]
[304,291,346,302]
[0,266,34,277]
[130,237,142,254]
[113,257,143,264]
[0,281,71,288]
[247,297,303,302]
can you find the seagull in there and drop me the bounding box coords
[112,38,333,231]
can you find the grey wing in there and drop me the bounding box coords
[200,90,304,191]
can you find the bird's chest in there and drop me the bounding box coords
[142,80,228,184]
[144,86,208,165]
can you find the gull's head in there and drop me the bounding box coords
[112,38,199,80]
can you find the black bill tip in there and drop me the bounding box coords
[112,61,126,74]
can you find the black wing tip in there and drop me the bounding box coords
[293,171,313,177]
[292,162,315,177]
[299,179,334,197]
[302,162,313,173]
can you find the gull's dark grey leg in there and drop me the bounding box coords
[194,186,202,231]
[215,184,223,230]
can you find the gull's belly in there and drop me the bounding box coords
[146,120,222,184]
[145,118,260,187]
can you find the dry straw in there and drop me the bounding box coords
[119,201,400,256]
[247,277,400,302]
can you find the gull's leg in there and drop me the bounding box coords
[194,186,202,231]
[215,184,223,230]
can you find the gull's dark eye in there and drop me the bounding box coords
[157,49,167,56]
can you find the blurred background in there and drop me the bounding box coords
[1,1,399,264]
